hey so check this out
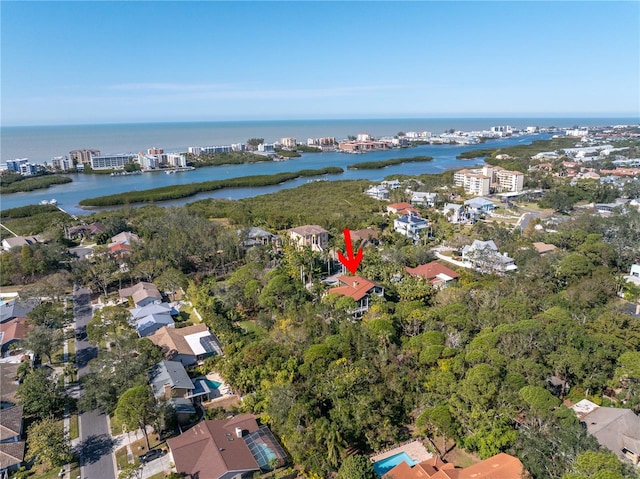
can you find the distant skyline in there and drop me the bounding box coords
[1,1,639,126]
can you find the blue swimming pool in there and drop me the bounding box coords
[204,379,221,389]
[373,452,418,477]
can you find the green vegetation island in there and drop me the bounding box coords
[78,166,344,207]
[1,173,72,194]
[347,155,434,170]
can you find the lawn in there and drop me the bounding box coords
[68,414,79,441]
[238,320,268,338]
[31,461,81,479]
[115,445,129,470]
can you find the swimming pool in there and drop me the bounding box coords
[204,379,222,390]
[373,452,418,477]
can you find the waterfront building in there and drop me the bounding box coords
[148,147,163,155]
[231,143,246,151]
[566,128,589,137]
[6,159,28,173]
[90,154,134,170]
[202,145,232,154]
[257,143,275,153]
[51,156,71,171]
[19,163,40,176]
[165,153,187,168]
[280,137,297,148]
[138,153,159,170]
[357,133,371,142]
[69,149,100,165]
[188,147,202,156]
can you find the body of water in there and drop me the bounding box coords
[2,133,550,216]
[2,117,635,164]
[2,116,635,216]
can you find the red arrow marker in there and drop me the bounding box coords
[337,228,363,274]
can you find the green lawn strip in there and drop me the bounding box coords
[347,155,433,170]
[237,320,268,338]
[68,414,79,441]
[79,167,344,206]
[115,445,130,469]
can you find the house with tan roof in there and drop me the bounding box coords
[405,261,460,288]
[327,275,384,318]
[167,414,287,479]
[532,242,557,256]
[119,281,163,307]
[350,228,379,248]
[1,235,44,252]
[0,404,25,477]
[148,324,222,366]
[287,225,328,252]
[383,452,524,479]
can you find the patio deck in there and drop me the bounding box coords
[370,440,433,463]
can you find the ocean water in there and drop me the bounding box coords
[1,117,636,164]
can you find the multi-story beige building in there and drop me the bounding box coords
[454,166,524,195]
[287,225,329,252]
[280,137,297,148]
[453,169,491,196]
[69,149,101,165]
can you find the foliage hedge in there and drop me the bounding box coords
[79,167,344,207]
[347,155,433,170]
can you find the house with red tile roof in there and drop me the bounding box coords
[167,414,286,479]
[327,275,384,318]
[387,202,418,215]
[405,261,460,288]
[0,317,33,355]
[384,453,524,479]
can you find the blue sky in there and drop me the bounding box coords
[2,1,639,125]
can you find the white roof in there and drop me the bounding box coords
[184,330,213,356]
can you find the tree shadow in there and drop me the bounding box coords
[75,433,115,465]
[75,345,98,368]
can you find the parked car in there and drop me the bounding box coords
[139,449,165,463]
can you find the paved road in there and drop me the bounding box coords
[74,287,116,479]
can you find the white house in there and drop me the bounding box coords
[365,185,389,200]
[461,240,517,273]
[393,213,430,242]
[410,192,437,207]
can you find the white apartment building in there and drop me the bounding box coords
[188,147,202,155]
[138,153,159,170]
[165,153,187,168]
[51,156,71,171]
[483,166,524,192]
[90,154,134,170]
[357,133,371,142]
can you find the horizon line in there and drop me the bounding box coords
[3,114,640,129]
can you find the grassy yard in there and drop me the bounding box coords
[115,445,129,470]
[68,414,79,441]
[238,320,268,338]
[31,461,81,479]
[129,434,166,461]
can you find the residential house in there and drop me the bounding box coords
[350,229,379,248]
[0,363,19,409]
[626,264,640,287]
[381,179,401,190]
[410,192,437,207]
[572,399,640,466]
[442,203,474,224]
[387,202,418,215]
[383,453,524,479]
[65,222,106,240]
[464,197,496,212]
[405,261,460,288]
[167,414,287,479]
[150,360,196,421]
[461,240,517,273]
[287,225,328,252]
[1,235,43,252]
[241,227,280,249]
[328,275,384,318]
[393,214,430,242]
[0,299,35,325]
[148,324,223,366]
[130,302,176,337]
[364,185,389,200]
[0,318,32,356]
[119,281,163,308]
[109,231,139,247]
[0,405,25,478]
[533,242,557,256]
